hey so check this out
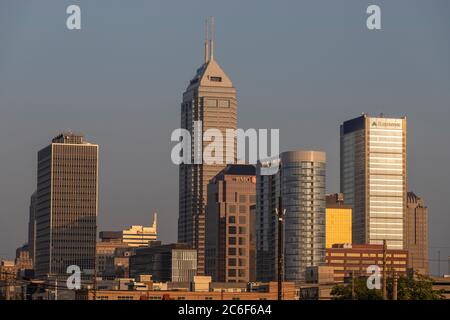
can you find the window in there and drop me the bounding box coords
[219,100,229,107]
[239,195,247,203]
[228,258,236,266]
[228,237,236,245]
[210,76,222,82]
[228,205,236,214]
[239,205,247,214]
[228,248,237,255]
[229,226,236,235]
[228,216,236,224]
[205,99,217,107]
[239,216,246,224]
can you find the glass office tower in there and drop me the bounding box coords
[341,114,407,249]
[256,151,326,283]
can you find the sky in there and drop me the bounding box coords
[0,0,449,275]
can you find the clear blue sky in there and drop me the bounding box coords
[0,0,449,275]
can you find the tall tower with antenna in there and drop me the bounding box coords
[178,17,237,275]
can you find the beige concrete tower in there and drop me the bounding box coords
[34,132,99,279]
[178,18,237,275]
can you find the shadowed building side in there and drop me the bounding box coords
[405,192,429,275]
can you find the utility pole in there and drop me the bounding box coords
[351,271,355,300]
[438,250,441,277]
[382,240,387,300]
[448,256,450,276]
[392,271,398,300]
[276,196,286,301]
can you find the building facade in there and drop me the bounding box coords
[178,20,237,275]
[341,114,407,249]
[256,151,326,283]
[15,244,33,272]
[405,192,429,275]
[255,158,281,283]
[28,191,37,265]
[77,281,296,301]
[326,193,352,248]
[205,164,257,283]
[34,133,98,279]
[326,243,408,282]
[121,212,158,247]
[129,243,197,282]
[96,240,132,279]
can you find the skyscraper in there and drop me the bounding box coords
[406,192,429,275]
[34,132,99,279]
[340,114,407,249]
[205,164,257,283]
[178,18,237,275]
[28,191,37,265]
[256,151,326,283]
[255,158,280,283]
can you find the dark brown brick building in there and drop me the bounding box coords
[205,165,256,283]
[326,243,408,282]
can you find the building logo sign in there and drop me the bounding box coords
[371,119,402,129]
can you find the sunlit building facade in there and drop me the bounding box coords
[178,19,237,275]
[205,164,257,283]
[341,114,407,249]
[121,212,158,247]
[34,133,98,279]
[326,193,352,248]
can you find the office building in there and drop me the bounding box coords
[255,158,281,282]
[15,244,33,271]
[256,151,326,283]
[326,243,408,282]
[405,192,429,275]
[341,114,407,249]
[77,281,296,300]
[96,240,132,279]
[122,216,158,247]
[34,132,98,279]
[178,18,237,275]
[129,243,197,282]
[205,164,257,282]
[28,191,37,265]
[98,212,158,248]
[326,193,352,248]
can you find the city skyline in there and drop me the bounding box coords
[1,0,450,276]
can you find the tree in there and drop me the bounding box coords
[331,272,444,300]
[331,276,382,300]
[387,272,444,300]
